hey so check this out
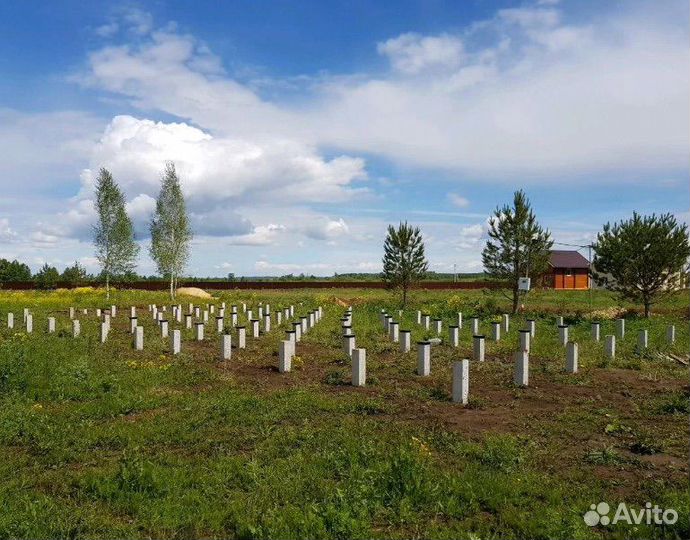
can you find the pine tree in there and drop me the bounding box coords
[593,213,689,317]
[62,261,88,287]
[0,259,31,282]
[93,168,139,299]
[149,162,193,300]
[482,190,553,314]
[382,222,428,307]
[34,263,60,290]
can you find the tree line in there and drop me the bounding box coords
[0,259,90,289]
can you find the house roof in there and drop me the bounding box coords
[549,250,590,269]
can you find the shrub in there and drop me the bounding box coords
[655,391,690,415]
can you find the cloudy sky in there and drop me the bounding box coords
[0,0,687,276]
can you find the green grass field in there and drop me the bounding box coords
[0,287,687,539]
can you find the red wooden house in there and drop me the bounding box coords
[544,250,590,290]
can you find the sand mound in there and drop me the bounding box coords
[176,287,213,299]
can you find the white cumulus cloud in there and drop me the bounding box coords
[83,115,367,208]
[76,2,687,178]
[377,33,465,74]
[300,218,350,240]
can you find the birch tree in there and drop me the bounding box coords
[149,162,193,299]
[93,168,139,299]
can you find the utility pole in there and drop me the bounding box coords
[453,264,457,283]
[588,243,593,315]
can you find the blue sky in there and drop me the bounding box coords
[0,0,687,276]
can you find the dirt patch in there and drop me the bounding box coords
[211,339,689,493]
[101,310,689,497]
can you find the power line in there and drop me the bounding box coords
[552,241,595,248]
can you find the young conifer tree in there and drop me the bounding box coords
[593,212,689,317]
[382,221,428,307]
[482,190,552,313]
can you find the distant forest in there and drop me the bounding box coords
[0,258,485,288]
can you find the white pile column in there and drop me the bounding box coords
[351,348,366,387]
[389,321,399,343]
[491,322,501,341]
[285,330,296,345]
[400,330,411,353]
[519,330,530,353]
[222,334,232,361]
[343,334,356,357]
[134,326,144,350]
[171,330,181,354]
[449,325,459,347]
[558,325,568,346]
[279,340,292,372]
[452,360,469,404]
[605,335,616,359]
[237,326,246,349]
[667,325,676,344]
[591,322,600,341]
[566,342,578,373]
[473,335,485,362]
[514,350,529,386]
[471,317,479,336]
[417,341,430,376]
[616,318,625,339]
